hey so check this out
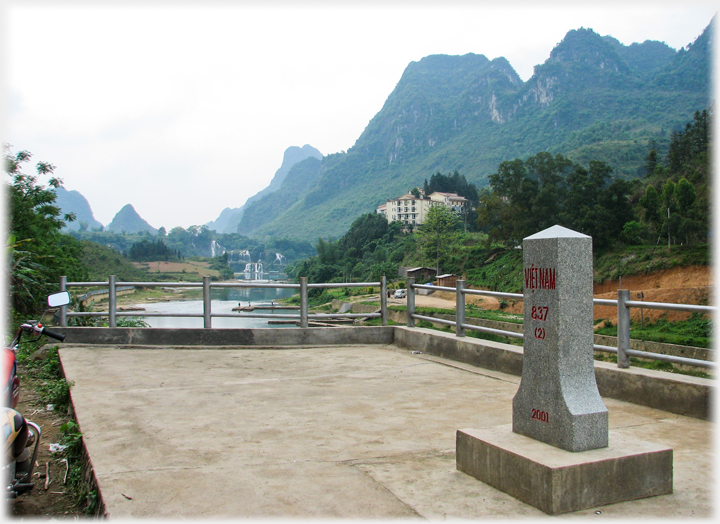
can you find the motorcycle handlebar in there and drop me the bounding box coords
[41,327,66,342]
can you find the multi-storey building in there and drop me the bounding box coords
[376,189,469,228]
[427,191,469,213]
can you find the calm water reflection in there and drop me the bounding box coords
[137,273,299,329]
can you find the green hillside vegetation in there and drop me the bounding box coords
[236,22,711,241]
[69,225,315,267]
[6,24,712,324]
[208,145,323,234]
[237,156,324,235]
[80,241,148,281]
[127,238,183,262]
[290,109,711,292]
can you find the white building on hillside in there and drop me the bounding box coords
[428,191,469,213]
[377,189,469,228]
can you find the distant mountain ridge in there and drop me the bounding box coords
[54,186,103,231]
[228,21,712,241]
[206,144,322,233]
[107,204,157,234]
[236,156,324,235]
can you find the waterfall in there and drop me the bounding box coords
[210,240,226,258]
[244,262,263,274]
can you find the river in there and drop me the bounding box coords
[133,273,299,329]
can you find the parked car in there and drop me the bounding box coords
[393,289,407,299]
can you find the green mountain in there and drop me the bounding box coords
[206,144,322,233]
[107,204,157,234]
[236,22,713,242]
[237,156,324,235]
[54,186,103,231]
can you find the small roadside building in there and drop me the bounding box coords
[436,274,460,288]
[399,267,437,280]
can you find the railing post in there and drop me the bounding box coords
[406,278,415,327]
[203,276,212,329]
[456,280,466,337]
[300,277,309,328]
[108,275,117,328]
[617,289,630,368]
[59,276,67,327]
[380,276,388,326]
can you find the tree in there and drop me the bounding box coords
[128,239,176,262]
[417,205,461,273]
[661,180,676,213]
[476,192,514,246]
[620,221,650,245]
[338,213,391,256]
[424,170,479,202]
[488,158,538,243]
[640,185,661,225]
[315,238,339,265]
[5,145,87,315]
[674,177,699,245]
[675,178,696,212]
[644,141,658,178]
[636,110,711,245]
[668,109,709,175]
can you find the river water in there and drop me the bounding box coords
[135,273,299,329]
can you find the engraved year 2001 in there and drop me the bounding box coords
[531,409,549,423]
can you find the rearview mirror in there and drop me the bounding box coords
[47,291,70,308]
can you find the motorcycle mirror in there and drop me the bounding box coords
[47,291,70,308]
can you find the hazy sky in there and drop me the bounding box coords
[3,1,716,230]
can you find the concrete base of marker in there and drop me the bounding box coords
[456,425,673,515]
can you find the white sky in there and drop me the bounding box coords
[2,1,717,230]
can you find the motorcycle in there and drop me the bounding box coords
[3,291,69,499]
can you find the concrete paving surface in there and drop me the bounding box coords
[59,344,714,519]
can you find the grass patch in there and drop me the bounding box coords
[466,305,523,324]
[594,312,712,348]
[412,315,523,346]
[390,304,523,325]
[304,287,380,307]
[361,317,401,326]
[464,248,524,293]
[594,244,709,283]
[13,330,94,513]
[593,352,712,379]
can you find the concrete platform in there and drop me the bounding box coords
[58,344,714,519]
[457,425,673,514]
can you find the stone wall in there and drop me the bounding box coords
[594,334,714,362]
[388,308,712,366]
[52,324,713,420]
[392,326,713,421]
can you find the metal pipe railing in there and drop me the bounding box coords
[406,279,714,371]
[59,274,714,371]
[60,275,387,329]
[617,290,631,368]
